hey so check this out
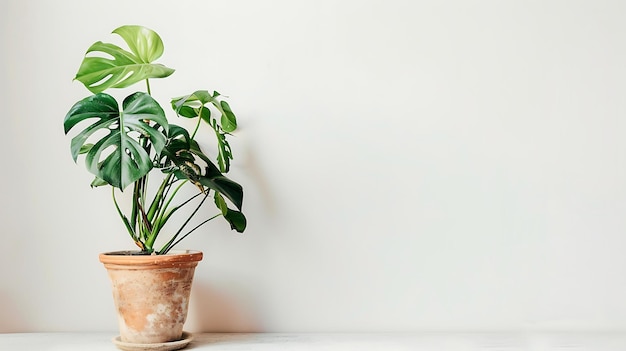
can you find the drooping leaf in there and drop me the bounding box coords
[163,139,243,209]
[198,162,243,210]
[64,92,168,190]
[171,90,214,117]
[214,192,228,215]
[224,209,246,232]
[90,176,108,187]
[213,125,233,173]
[219,100,237,132]
[74,25,175,94]
[214,193,246,232]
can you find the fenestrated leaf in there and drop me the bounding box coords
[74,25,174,94]
[170,90,237,172]
[64,92,169,190]
[64,93,119,161]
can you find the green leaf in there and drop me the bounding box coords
[171,90,215,113]
[176,106,197,118]
[159,124,192,168]
[112,25,165,63]
[64,92,168,190]
[170,91,236,172]
[215,193,246,232]
[191,90,213,103]
[74,25,175,94]
[199,107,211,124]
[214,193,228,215]
[224,209,246,232]
[198,162,244,210]
[163,136,242,209]
[219,100,237,133]
[213,127,233,173]
[90,176,108,187]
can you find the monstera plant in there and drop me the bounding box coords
[64,25,246,254]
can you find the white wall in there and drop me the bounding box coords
[2,0,626,333]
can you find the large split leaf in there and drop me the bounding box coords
[74,25,175,94]
[64,92,169,190]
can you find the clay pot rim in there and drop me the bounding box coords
[99,250,203,267]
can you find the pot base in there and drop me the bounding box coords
[113,331,193,351]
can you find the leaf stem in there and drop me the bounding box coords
[191,113,202,140]
[112,187,143,249]
[162,213,222,254]
[158,191,210,254]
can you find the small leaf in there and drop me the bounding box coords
[90,176,108,187]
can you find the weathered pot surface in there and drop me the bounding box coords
[100,250,203,344]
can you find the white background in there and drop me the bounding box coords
[1,0,626,333]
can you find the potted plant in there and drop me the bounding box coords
[63,25,246,349]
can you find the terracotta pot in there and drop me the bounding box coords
[99,250,203,344]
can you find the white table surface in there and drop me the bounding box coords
[2,332,626,350]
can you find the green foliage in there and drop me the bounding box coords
[64,92,168,190]
[74,26,174,94]
[64,25,247,254]
[171,90,236,172]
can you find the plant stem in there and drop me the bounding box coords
[158,191,210,253]
[147,173,173,222]
[146,79,152,95]
[131,180,140,234]
[190,114,202,140]
[161,213,221,254]
[112,187,142,248]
